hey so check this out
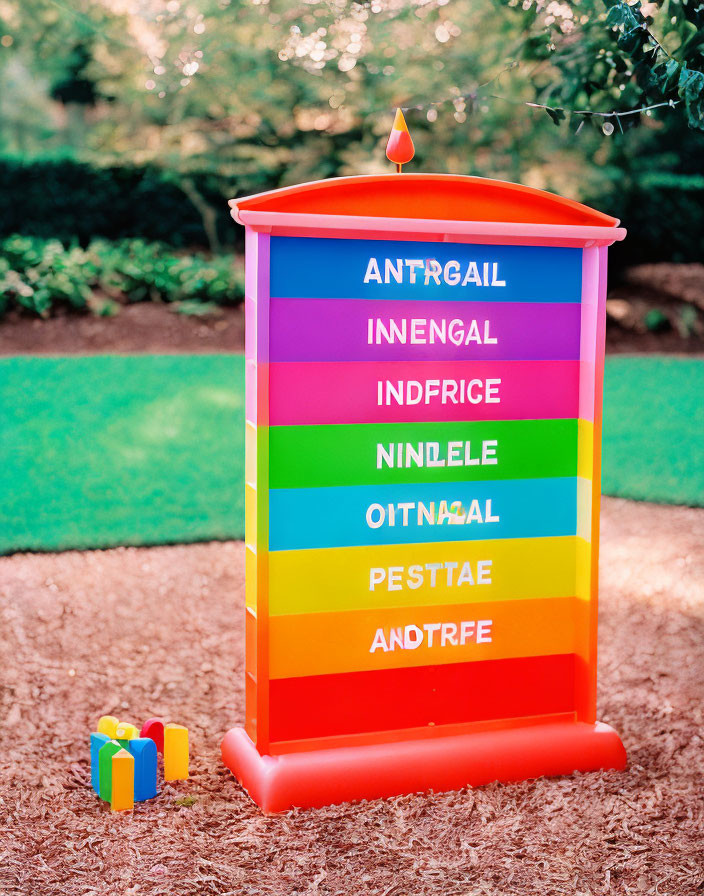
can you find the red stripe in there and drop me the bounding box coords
[269,654,576,743]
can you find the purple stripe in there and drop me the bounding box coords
[269,298,581,362]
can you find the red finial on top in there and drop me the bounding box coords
[386,108,415,172]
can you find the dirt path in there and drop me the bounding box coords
[0,303,246,356]
[1,497,703,896]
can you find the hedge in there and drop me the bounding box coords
[587,173,704,271]
[0,157,253,249]
[0,155,703,268]
[0,235,244,318]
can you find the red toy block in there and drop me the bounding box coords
[140,717,165,753]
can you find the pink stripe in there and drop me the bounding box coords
[245,359,257,423]
[245,295,256,362]
[245,230,271,425]
[269,360,579,425]
[594,245,609,428]
[256,233,270,364]
[579,361,595,423]
[579,249,600,422]
[244,228,257,299]
[246,361,270,427]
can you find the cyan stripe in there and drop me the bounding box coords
[268,478,578,550]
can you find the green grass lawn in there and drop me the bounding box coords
[0,356,245,553]
[602,356,703,506]
[0,354,701,554]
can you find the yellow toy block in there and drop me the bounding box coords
[115,722,138,742]
[110,749,134,812]
[97,715,120,738]
[164,724,189,781]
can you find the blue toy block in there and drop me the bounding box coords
[127,737,158,801]
[90,732,111,794]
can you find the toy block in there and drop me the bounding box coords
[110,749,134,812]
[115,721,139,747]
[140,717,165,753]
[97,715,120,738]
[98,740,122,802]
[90,732,111,794]
[126,738,158,801]
[164,724,189,781]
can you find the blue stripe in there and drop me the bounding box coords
[270,237,582,302]
[268,478,577,550]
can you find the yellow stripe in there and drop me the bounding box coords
[576,419,596,544]
[245,482,257,547]
[577,477,592,542]
[268,536,590,616]
[245,421,257,483]
[577,418,594,480]
[245,545,257,611]
[575,536,591,602]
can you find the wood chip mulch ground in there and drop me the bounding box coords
[1,497,702,896]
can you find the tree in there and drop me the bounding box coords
[504,0,704,131]
[0,0,700,259]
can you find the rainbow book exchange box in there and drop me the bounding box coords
[221,174,628,812]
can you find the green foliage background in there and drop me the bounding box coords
[0,0,701,265]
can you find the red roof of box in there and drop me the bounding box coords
[230,174,620,227]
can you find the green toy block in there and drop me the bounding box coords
[98,739,122,802]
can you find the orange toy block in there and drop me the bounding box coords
[110,749,135,812]
[164,724,189,781]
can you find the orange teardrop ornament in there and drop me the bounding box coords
[386,108,415,168]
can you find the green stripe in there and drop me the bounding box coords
[269,419,578,488]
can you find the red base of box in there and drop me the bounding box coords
[221,721,626,813]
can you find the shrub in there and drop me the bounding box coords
[0,236,95,316]
[0,235,244,318]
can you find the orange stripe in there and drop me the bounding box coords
[268,597,579,679]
